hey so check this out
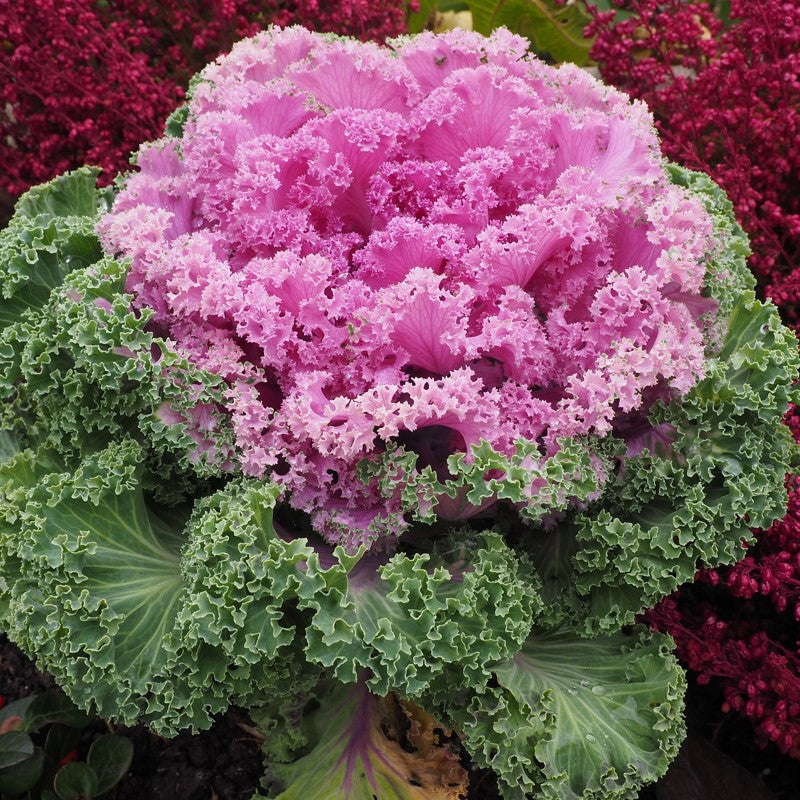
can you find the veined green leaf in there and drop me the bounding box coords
[435,626,685,800]
[467,0,594,64]
[87,735,134,794]
[406,0,440,33]
[0,440,189,727]
[13,168,110,221]
[269,682,466,800]
[0,443,323,734]
[0,171,104,331]
[20,694,90,734]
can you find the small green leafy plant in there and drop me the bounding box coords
[0,694,132,799]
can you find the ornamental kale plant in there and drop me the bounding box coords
[0,26,798,800]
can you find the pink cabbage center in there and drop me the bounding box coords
[100,26,715,546]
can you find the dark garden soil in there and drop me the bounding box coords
[2,634,800,800]
[0,192,14,230]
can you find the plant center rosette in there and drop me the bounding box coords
[99,26,713,549]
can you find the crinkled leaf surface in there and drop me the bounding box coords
[363,435,610,528]
[0,439,325,733]
[523,167,800,635]
[0,170,236,502]
[0,168,108,331]
[302,529,541,696]
[0,439,190,729]
[433,626,685,800]
[0,437,536,734]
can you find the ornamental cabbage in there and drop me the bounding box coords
[0,26,797,800]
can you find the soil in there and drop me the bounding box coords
[2,634,800,800]
[0,192,14,230]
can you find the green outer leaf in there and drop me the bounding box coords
[0,441,326,734]
[0,201,102,330]
[467,0,594,63]
[301,529,541,696]
[7,440,537,737]
[0,255,237,492]
[164,104,190,138]
[54,761,99,800]
[432,626,685,799]
[13,168,109,221]
[6,433,540,734]
[87,735,134,794]
[0,168,238,504]
[0,731,35,768]
[170,479,330,711]
[0,440,193,732]
[0,168,108,338]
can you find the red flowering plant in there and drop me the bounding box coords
[0,0,406,198]
[586,0,800,323]
[587,0,800,758]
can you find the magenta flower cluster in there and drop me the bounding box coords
[101,26,714,546]
[0,0,406,196]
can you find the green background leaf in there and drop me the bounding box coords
[87,735,134,794]
[0,746,44,794]
[54,761,99,800]
[467,0,594,63]
[21,694,90,734]
[0,730,35,769]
